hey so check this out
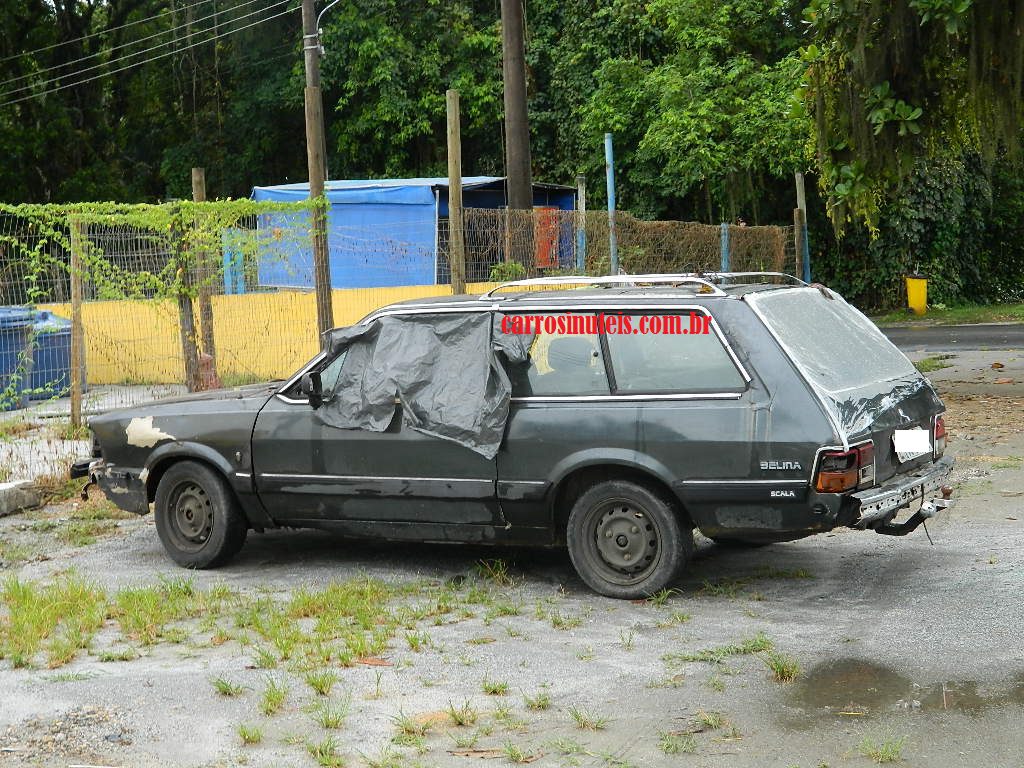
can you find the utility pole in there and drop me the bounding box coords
[302,0,334,340]
[446,89,466,295]
[794,171,810,283]
[500,0,532,211]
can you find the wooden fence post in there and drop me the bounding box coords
[191,168,218,372]
[446,89,466,294]
[171,209,201,392]
[68,217,85,429]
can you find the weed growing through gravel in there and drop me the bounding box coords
[305,669,338,696]
[211,677,245,696]
[646,588,678,607]
[503,741,535,763]
[405,630,430,652]
[307,735,344,767]
[524,691,551,711]
[696,710,725,730]
[664,632,774,665]
[475,558,515,586]
[659,731,697,754]
[859,735,906,763]
[568,705,608,730]
[447,699,479,727]
[310,697,350,729]
[761,650,800,682]
[98,647,138,662]
[483,677,509,695]
[237,724,263,745]
[362,747,404,768]
[260,676,288,715]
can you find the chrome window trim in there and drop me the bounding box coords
[510,392,743,403]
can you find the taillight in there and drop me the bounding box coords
[934,415,946,458]
[816,441,875,493]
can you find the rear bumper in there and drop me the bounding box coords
[851,454,955,529]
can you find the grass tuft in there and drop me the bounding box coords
[260,676,288,715]
[237,724,263,745]
[568,705,608,730]
[761,650,800,682]
[659,731,697,755]
[211,677,245,697]
[859,735,907,763]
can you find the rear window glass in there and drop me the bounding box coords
[605,314,745,393]
[748,287,917,396]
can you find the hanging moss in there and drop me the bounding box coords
[803,0,1024,229]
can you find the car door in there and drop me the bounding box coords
[251,322,501,535]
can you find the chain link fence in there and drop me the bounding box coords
[439,208,796,280]
[1,201,797,482]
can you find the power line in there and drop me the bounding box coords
[0,0,268,89]
[0,0,216,64]
[0,4,299,108]
[1,0,294,100]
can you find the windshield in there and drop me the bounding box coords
[747,287,918,397]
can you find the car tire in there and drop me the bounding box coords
[566,480,692,599]
[154,460,247,569]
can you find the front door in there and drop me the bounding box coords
[252,346,500,535]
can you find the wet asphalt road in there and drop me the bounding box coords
[882,323,1024,352]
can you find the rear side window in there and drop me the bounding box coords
[507,313,609,396]
[605,313,745,393]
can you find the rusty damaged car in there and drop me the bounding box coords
[75,274,955,599]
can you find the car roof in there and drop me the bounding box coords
[367,283,797,315]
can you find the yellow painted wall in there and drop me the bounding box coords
[41,282,499,386]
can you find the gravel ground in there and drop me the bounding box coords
[0,351,1022,768]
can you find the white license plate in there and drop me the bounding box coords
[893,428,931,463]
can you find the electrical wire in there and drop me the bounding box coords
[0,4,299,108]
[1,0,294,100]
[0,0,269,89]
[0,0,216,64]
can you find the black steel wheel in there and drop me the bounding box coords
[154,460,247,569]
[566,479,692,599]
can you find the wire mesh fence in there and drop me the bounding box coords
[0,200,797,482]
[439,208,796,280]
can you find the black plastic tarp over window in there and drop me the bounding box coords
[317,313,532,459]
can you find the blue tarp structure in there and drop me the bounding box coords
[250,177,575,290]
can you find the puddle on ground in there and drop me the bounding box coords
[785,658,1024,726]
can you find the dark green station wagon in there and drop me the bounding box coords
[77,273,955,598]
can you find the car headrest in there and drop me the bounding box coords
[547,337,596,371]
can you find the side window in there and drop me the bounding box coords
[319,348,348,393]
[605,313,745,393]
[506,313,609,397]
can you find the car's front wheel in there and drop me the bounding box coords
[566,480,692,599]
[154,460,247,569]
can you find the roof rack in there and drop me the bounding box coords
[480,274,728,299]
[687,271,806,286]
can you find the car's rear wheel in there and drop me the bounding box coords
[566,479,692,599]
[154,460,247,569]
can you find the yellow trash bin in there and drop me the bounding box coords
[906,274,928,316]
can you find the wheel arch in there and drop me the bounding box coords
[547,452,692,542]
[143,443,236,503]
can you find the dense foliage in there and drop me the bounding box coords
[2,0,1023,307]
